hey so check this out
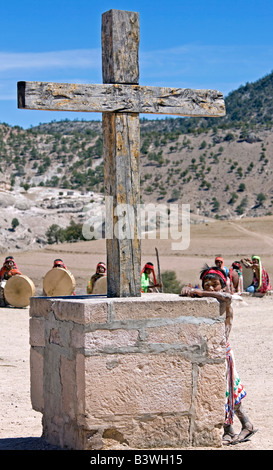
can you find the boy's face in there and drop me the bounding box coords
[215,260,222,268]
[203,278,222,292]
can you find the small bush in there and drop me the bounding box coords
[46,220,85,244]
[11,218,19,230]
[161,270,182,294]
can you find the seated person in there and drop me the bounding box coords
[0,256,21,281]
[87,262,106,294]
[229,261,243,294]
[141,262,162,293]
[0,256,22,306]
[241,255,271,294]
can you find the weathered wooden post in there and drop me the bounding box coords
[101,10,141,297]
[18,9,226,299]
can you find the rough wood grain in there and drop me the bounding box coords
[17,81,225,117]
[103,113,141,297]
[102,10,141,297]
[101,9,139,84]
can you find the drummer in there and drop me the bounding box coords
[51,258,75,295]
[0,256,22,307]
[0,256,22,281]
[53,259,67,269]
[87,262,106,294]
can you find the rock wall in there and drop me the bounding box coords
[29,293,226,449]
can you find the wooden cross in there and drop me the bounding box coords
[17,9,225,298]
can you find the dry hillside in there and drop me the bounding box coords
[1,71,273,254]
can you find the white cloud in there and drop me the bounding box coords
[0,49,101,72]
[0,49,102,101]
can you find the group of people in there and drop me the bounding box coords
[86,260,163,294]
[0,256,108,300]
[1,253,270,299]
[1,252,270,446]
[140,255,272,297]
[87,260,163,295]
[0,256,68,285]
[203,255,271,296]
[0,256,71,306]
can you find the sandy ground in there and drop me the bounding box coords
[1,217,273,451]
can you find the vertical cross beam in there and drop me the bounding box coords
[101,10,141,297]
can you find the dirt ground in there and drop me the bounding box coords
[0,217,273,451]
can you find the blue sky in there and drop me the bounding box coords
[1,0,273,129]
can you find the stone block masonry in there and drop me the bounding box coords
[29,294,226,449]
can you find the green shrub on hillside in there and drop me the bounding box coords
[46,220,85,244]
[161,270,182,294]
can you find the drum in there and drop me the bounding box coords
[242,265,254,291]
[43,267,76,296]
[4,275,36,308]
[91,275,107,295]
[0,280,7,306]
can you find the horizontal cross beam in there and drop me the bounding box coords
[17,81,226,117]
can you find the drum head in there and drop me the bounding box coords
[43,267,76,296]
[91,275,107,294]
[242,265,254,291]
[4,275,36,308]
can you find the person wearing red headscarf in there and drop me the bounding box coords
[52,258,75,295]
[0,256,22,306]
[141,262,162,293]
[215,256,229,278]
[53,259,67,269]
[87,262,106,294]
[180,264,257,446]
[0,256,21,281]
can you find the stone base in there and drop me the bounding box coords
[29,293,226,449]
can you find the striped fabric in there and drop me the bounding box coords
[225,342,247,424]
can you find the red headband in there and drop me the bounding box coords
[141,263,157,284]
[201,268,227,285]
[232,262,242,270]
[96,262,106,273]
